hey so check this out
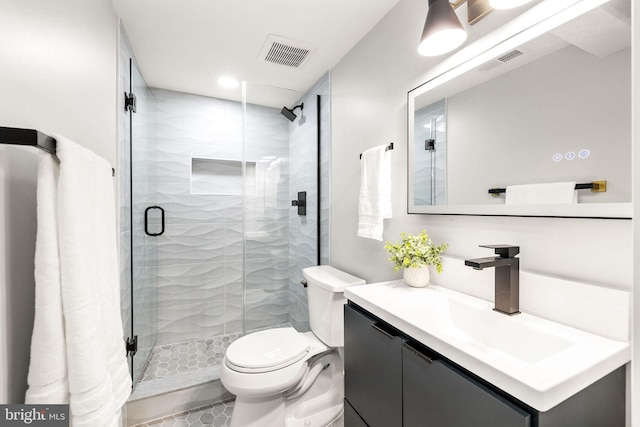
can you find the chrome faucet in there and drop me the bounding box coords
[465,245,520,315]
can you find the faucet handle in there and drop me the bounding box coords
[479,244,519,258]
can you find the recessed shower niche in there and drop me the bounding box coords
[190,157,257,195]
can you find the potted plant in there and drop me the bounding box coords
[384,230,448,288]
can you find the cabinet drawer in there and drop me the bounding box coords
[403,341,531,427]
[344,304,403,427]
[344,399,369,427]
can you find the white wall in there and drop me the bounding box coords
[0,0,118,403]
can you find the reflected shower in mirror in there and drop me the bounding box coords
[413,99,446,206]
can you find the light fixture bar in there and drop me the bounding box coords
[468,0,493,24]
[414,0,609,95]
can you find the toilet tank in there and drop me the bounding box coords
[303,265,365,347]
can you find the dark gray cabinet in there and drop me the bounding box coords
[403,340,530,426]
[344,302,625,427]
[344,300,404,427]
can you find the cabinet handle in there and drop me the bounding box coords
[371,323,395,340]
[403,342,434,364]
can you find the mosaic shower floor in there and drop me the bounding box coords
[140,333,241,382]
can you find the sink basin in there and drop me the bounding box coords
[344,280,630,412]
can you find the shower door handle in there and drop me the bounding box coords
[144,206,165,237]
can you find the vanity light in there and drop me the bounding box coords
[489,0,534,9]
[418,0,468,56]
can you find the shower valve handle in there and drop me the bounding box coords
[291,191,307,216]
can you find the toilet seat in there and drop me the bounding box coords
[225,327,310,373]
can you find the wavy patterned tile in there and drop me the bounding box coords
[224,296,244,335]
[223,261,243,300]
[157,261,227,308]
[153,89,242,146]
[244,221,289,259]
[157,223,227,265]
[154,183,231,225]
[244,290,289,331]
[244,257,290,294]
[157,299,227,346]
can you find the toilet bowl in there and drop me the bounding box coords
[220,265,365,427]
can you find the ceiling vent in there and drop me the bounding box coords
[258,35,315,68]
[478,49,525,72]
[496,49,524,63]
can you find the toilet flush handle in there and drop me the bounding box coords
[301,279,308,288]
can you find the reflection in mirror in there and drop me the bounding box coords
[414,100,446,206]
[408,0,631,218]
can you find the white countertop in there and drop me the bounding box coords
[344,280,630,412]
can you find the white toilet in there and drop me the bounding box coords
[220,265,365,427]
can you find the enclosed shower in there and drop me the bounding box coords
[118,31,331,419]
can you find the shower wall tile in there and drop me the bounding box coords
[224,296,244,335]
[244,221,289,259]
[156,223,227,265]
[157,261,227,308]
[224,261,243,299]
[155,183,232,225]
[133,265,159,311]
[225,222,244,260]
[244,290,289,331]
[153,89,242,148]
[157,299,227,346]
[244,257,290,294]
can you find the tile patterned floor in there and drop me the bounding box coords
[132,399,235,427]
[132,399,344,427]
[140,333,241,382]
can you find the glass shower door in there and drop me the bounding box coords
[129,58,159,384]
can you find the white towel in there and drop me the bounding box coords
[357,145,392,241]
[26,135,131,427]
[505,181,577,205]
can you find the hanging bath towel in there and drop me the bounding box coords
[357,145,392,241]
[26,135,131,427]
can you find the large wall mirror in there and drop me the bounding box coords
[408,0,631,218]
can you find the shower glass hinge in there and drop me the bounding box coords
[126,335,138,356]
[124,92,137,113]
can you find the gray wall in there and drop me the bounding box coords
[330,1,631,299]
[0,0,118,403]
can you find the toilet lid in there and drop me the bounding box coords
[226,327,309,372]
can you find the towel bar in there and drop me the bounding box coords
[488,181,607,195]
[359,142,394,159]
[0,126,115,176]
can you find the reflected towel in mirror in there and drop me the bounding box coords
[506,181,577,204]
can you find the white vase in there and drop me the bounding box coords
[403,267,430,288]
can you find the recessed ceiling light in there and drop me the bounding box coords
[218,77,239,89]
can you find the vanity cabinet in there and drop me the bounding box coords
[344,302,625,427]
[403,340,530,426]
[344,300,404,427]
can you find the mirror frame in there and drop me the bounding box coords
[407,0,632,219]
